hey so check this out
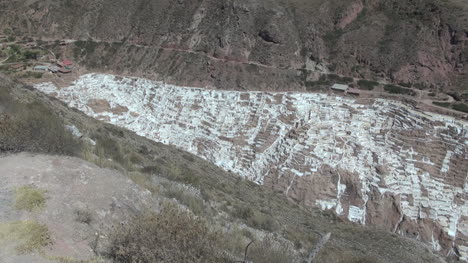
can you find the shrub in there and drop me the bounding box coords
[233,205,278,232]
[164,186,206,215]
[74,209,93,224]
[432,101,451,108]
[452,103,468,113]
[106,203,227,263]
[14,186,46,212]
[357,80,379,90]
[383,84,416,96]
[247,236,299,263]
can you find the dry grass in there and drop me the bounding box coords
[14,185,46,212]
[0,220,51,254]
[106,203,228,263]
[0,86,82,155]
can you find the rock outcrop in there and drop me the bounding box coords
[35,73,468,260]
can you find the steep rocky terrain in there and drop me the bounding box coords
[0,0,467,92]
[35,73,468,260]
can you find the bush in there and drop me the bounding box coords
[164,186,206,215]
[14,186,46,212]
[432,101,451,108]
[357,80,379,90]
[74,209,93,224]
[383,84,416,96]
[452,103,468,113]
[106,203,227,263]
[247,237,299,263]
[233,205,278,232]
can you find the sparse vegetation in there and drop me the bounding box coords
[247,237,299,263]
[19,71,43,79]
[357,79,379,90]
[107,203,228,263]
[74,209,93,225]
[0,221,51,253]
[232,204,278,232]
[14,186,46,212]
[432,101,451,108]
[384,84,416,96]
[452,103,468,113]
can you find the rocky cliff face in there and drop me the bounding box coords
[1,0,467,91]
[35,74,468,260]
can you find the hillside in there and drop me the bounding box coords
[0,74,454,262]
[0,0,467,262]
[0,0,467,94]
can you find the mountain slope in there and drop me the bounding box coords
[0,74,453,262]
[0,0,467,92]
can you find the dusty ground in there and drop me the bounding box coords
[0,153,158,263]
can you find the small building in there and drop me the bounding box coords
[331,84,349,92]
[33,65,49,72]
[48,66,60,73]
[62,59,73,67]
[347,88,361,96]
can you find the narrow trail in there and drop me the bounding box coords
[0,56,10,65]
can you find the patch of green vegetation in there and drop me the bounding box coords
[4,45,42,63]
[357,79,379,90]
[0,221,51,253]
[413,83,427,90]
[14,186,46,212]
[384,84,416,96]
[452,103,468,113]
[7,36,16,42]
[19,71,43,79]
[432,101,451,108]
